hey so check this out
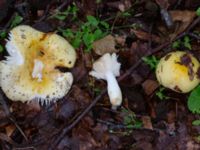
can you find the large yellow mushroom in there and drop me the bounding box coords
[156,51,200,93]
[0,25,76,103]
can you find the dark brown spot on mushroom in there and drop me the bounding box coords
[178,53,195,81]
[68,61,72,64]
[174,85,182,92]
[180,53,192,66]
[164,54,171,61]
[38,50,45,56]
[20,29,25,32]
[196,67,200,79]
[161,65,163,72]
[21,34,26,39]
[188,63,194,81]
[39,33,52,41]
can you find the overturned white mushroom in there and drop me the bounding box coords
[156,51,200,93]
[89,53,122,109]
[0,25,76,103]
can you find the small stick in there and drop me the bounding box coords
[0,92,29,142]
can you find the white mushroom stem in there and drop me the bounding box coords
[89,53,122,109]
[105,72,122,109]
[32,59,44,82]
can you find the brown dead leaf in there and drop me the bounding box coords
[0,106,7,120]
[186,140,200,150]
[54,99,77,121]
[73,126,100,150]
[119,0,132,12]
[132,29,161,43]
[71,56,88,83]
[5,125,16,137]
[166,110,176,124]
[71,85,91,108]
[141,116,153,130]
[170,10,196,40]
[115,35,126,47]
[92,35,118,55]
[107,0,132,12]
[142,79,159,95]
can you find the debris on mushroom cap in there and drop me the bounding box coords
[89,53,122,108]
[156,51,200,93]
[0,25,76,103]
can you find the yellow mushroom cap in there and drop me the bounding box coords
[0,25,76,103]
[156,51,200,93]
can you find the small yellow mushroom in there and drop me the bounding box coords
[156,51,200,93]
[0,25,76,103]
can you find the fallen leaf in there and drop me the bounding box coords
[73,125,100,150]
[54,99,77,121]
[166,110,176,124]
[5,125,16,137]
[186,140,200,150]
[0,106,7,120]
[106,0,131,12]
[92,35,118,55]
[122,86,146,114]
[115,35,126,47]
[132,29,161,43]
[142,79,159,95]
[71,85,91,108]
[141,116,153,130]
[170,10,196,40]
[33,21,54,32]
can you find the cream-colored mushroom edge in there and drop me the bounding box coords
[0,25,76,103]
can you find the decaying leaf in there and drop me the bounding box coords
[92,35,118,55]
[169,10,196,40]
[142,79,159,95]
[141,116,153,130]
[132,29,161,43]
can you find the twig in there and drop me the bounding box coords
[9,117,29,142]
[56,0,73,12]
[0,92,29,143]
[174,0,183,9]
[0,133,18,146]
[186,16,200,32]
[96,119,160,133]
[36,0,73,22]
[188,32,200,40]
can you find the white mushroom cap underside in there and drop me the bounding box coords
[89,53,121,79]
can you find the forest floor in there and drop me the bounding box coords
[0,0,200,150]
